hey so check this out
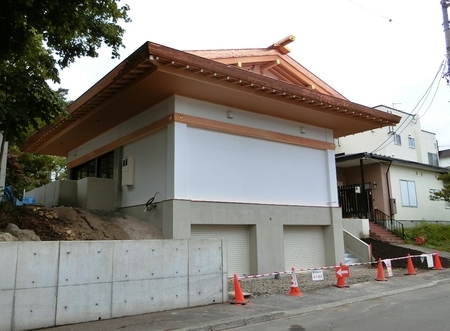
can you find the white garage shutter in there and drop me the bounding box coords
[191,225,250,277]
[284,225,326,270]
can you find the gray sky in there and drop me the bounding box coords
[56,0,450,150]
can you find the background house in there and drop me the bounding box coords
[439,149,450,168]
[335,105,449,228]
[24,38,400,275]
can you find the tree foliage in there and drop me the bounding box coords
[1,0,130,68]
[0,0,130,185]
[430,172,450,202]
[7,145,67,194]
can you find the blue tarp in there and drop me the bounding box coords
[1,186,36,205]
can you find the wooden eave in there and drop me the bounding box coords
[186,48,346,98]
[23,41,401,156]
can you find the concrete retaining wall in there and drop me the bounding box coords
[0,239,228,331]
[343,230,371,262]
[342,218,369,238]
[26,178,115,210]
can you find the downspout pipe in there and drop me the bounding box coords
[385,160,393,218]
[360,155,367,219]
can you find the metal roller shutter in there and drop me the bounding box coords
[191,225,250,276]
[284,225,326,270]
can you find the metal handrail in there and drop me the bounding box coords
[373,209,405,239]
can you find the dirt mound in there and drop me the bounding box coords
[0,205,163,241]
[364,238,450,269]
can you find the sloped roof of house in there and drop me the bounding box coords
[439,149,450,159]
[23,38,401,156]
[336,152,448,173]
[186,36,346,99]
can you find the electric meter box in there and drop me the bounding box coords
[121,156,134,186]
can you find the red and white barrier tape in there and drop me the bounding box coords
[232,253,437,279]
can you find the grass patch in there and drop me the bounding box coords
[404,222,450,252]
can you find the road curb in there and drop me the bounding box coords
[177,277,450,331]
[178,311,287,331]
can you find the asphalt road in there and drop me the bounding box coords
[229,280,450,331]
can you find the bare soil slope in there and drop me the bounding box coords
[0,205,163,241]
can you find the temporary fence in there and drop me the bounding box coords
[232,252,443,280]
[228,251,446,305]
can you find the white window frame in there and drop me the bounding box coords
[400,180,418,207]
[428,152,439,166]
[408,137,416,149]
[393,134,401,146]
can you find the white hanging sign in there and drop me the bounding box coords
[421,254,434,268]
[384,259,393,277]
[311,270,324,281]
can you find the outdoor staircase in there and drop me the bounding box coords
[344,249,362,265]
[369,221,404,244]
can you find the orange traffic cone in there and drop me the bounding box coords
[230,274,248,305]
[405,254,417,275]
[287,268,303,296]
[375,258,388,281]
[335,263,350,288]
[433,251,445,270]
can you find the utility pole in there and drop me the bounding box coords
[441,0,450,83]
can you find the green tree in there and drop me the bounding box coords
[6,145,68,194]
[0,0,130,182]
[430,172,450,202]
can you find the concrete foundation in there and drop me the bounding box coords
[0,239,227,331]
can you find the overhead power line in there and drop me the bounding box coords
[347,0,399,24]
[371,60,445,154]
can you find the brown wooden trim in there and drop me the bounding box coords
[173,113,335,150]
[67,115,173,168]
[68,111,335,169]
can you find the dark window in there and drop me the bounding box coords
[428,153,439,166]
[71,151,114,180]
[97,152,114,178]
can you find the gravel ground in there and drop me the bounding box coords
[228,265,416,297]
[228,240,450,298]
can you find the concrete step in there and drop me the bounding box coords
[344,250,362,265]
[369,222,404,244]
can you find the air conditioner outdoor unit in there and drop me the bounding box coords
[121,156,134,186]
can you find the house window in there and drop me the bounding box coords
[400,180,418,207]
[428,153,439,166]
[97,152,114,178]
[408,137,416,149]
[71,151,114,180]
[393,134,401,145]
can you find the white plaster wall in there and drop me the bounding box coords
[176,96,333,143]
[336,106,435,164]
[0,239,227,331]
[390,165,450,221]
[121,128,169,207]
[335,127,389,156]
[418,130,438,165]
[181,126,331,206]
[67,97,175,163]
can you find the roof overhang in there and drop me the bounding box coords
[336,152,449,173]
[23,41,401,156]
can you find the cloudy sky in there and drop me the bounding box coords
[55,0,450,150]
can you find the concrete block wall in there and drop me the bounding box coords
[342,218,369,238]
[0,239,227,331]
[26,178,114,211]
